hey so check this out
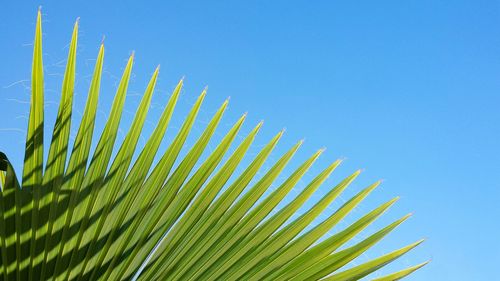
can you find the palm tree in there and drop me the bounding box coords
[0,10,427,281]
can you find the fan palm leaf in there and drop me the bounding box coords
[0,10,427,281]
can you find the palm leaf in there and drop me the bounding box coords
[0,11,427,281]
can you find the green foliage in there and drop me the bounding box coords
[0,10,427,281]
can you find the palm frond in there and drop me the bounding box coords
[0,11,427,281]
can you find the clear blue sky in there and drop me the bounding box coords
[1,1,499,280]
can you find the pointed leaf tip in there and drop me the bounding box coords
[199,89,207,99]
[277,128,285,138]
[415,238,426,246]
[239,113,247,121]
[371,180,382,189]
[36,8,42,26]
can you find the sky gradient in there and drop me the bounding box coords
[1,1,499,280]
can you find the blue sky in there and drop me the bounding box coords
[1,1,499,280]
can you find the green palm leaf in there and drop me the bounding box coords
[0,11,427,281]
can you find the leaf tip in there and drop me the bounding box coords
[331,158,343,168]
[36,7,42,27]
[372,180,382,189]
[240,112,248,122]
[277,128,286,138]
[416,238,426,245]
[253,120,264,132]
[199,88,207,99]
